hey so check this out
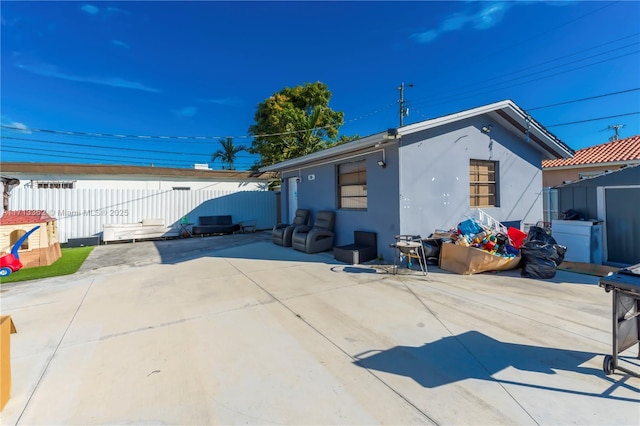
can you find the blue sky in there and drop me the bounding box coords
[1,1,639,170]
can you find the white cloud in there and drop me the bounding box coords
[442,13,469,32]
[473,3,509,30]
[112,40,130,49]
[172,107,198,118]
[0,117,31,134]
[106,7,129,16]
[81,4,129,18]
[198,97,243,107]
[411,2,514,44]
[81,4,100,15]
[410,30,439,44]
[16,63,161,93]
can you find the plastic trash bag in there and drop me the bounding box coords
[520,227,567,279]
[525,226,555,245]
[457,218,484,236]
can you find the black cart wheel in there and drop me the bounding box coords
[603,355,614,375]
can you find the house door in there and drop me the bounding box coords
[605,187,640,265]
[287,177,299,223]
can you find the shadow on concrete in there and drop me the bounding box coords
[84,232,382,271]
[353,330,639,402]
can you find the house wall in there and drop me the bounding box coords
[280,147,400,261]
[11,174,267,191]
[399,116,545,238]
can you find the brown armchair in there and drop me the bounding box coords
[292,210,336,253]
[272,209,310,247]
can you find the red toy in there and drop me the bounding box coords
[0,226,40,277]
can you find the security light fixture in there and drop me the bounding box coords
[377,160,387,168]
[481,124,493,134]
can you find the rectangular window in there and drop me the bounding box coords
[338,160,367,209]
[470,160,498,207]
[35,181,75,189]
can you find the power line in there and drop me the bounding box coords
[0,141,196,165]
[0,145,258,169]
[411,33,640,109]
[0,147,190,167]
[526,88,640,111]
[0,101,397,142]
[2,135,216,157]
[411,47,639,111]
[546,112,639,128]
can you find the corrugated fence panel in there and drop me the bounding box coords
[10,188,277,243]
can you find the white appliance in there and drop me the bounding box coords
[551,220,603,264]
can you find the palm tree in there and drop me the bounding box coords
[211,137,246,170]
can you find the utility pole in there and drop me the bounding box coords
[398,82,413,127]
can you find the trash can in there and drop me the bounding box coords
[598,264,640,377]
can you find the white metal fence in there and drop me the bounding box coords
[9,188,278,243]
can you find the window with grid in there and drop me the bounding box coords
[338,160,367,209]
[35,181,75,189]
[469,159,498,207]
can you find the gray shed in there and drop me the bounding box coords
[556,164,640,266]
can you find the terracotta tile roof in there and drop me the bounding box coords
[543,135,640,168]
[0,210,56,225]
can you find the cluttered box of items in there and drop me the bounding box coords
[438,215,524,275]
[438,211,567,278]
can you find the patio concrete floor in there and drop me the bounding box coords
[1,232,638,425]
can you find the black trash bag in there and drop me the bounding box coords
[526,226,556,245]
[520,240,567,279]
[561,209,581,220]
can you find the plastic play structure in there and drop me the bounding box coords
[0,225,40,277]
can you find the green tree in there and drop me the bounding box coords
[211,137,246,170]
[248,82,345,166]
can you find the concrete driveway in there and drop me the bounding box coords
[1,233,638,425]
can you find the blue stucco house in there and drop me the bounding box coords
[261,100,574,261]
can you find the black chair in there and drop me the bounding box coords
[292,210,336,253]
[272,209,310,247]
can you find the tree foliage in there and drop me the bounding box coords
[248,82,345,166]
[211,137,246,170]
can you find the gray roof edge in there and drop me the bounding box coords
[259,132,389,172]
[260,100,574,173]
[554,163,640,187]
[401,99,574,159]
[507,101,575,158]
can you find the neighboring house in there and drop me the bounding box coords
[0,210,62,267]
[3,163,278,243]
[261,100,574,261]
[555,164,640,266]
[542,135,640,187]
[0,163,272,191]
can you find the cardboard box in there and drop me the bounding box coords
[440,242,521,275]
[1,315,17,411]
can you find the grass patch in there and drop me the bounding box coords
[0,246,94,284]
